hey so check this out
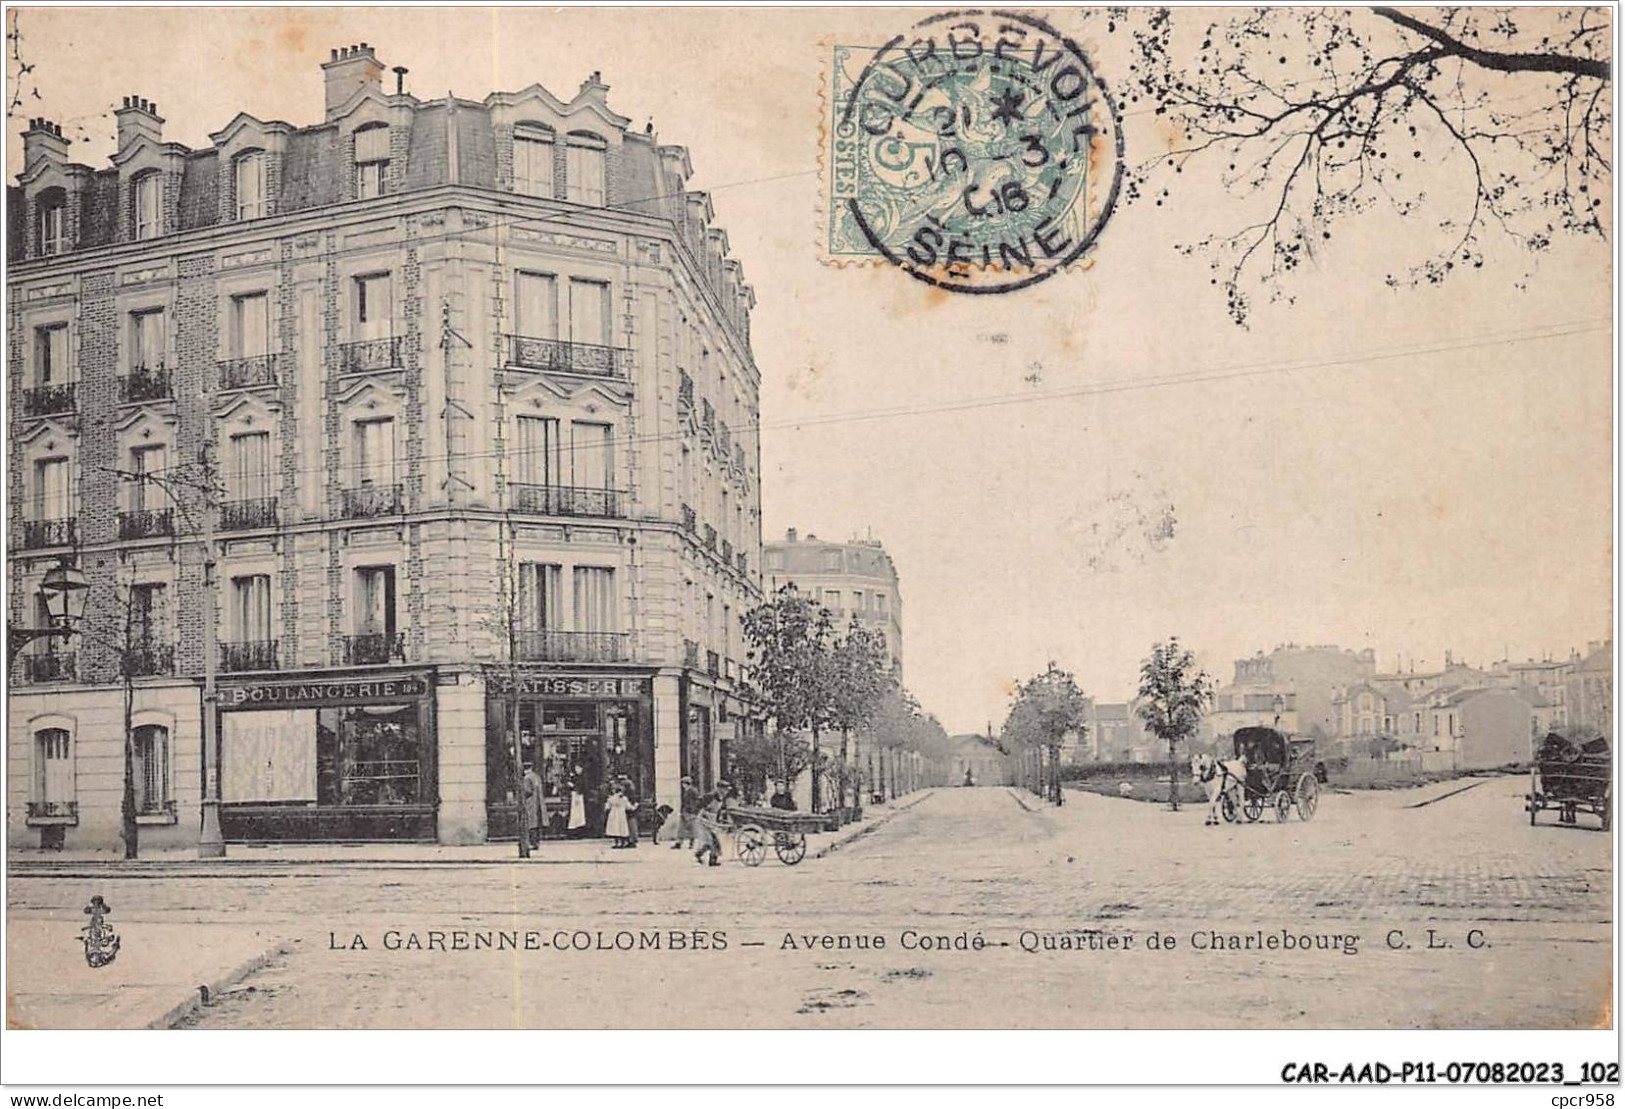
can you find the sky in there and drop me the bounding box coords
[9,7,1613,734]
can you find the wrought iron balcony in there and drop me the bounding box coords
[122,643,175,678]
[681,503,696,532]
[342,483,403,519]
[505,334,632,379]
[221,639,279,672]
[510,483,624,518]
[218,353,279,391]
[703,524,717,551]
[683,638,700,668]
[221,496,279,531]
[119,508,173,540]
[21,382,75,416]
[21,651,74,683]
[706,650,720,678]
[344,632,405,666]
[21,517,76,549]
[26,800,77,823]
[339,337,401,375]
[678,369,694,411]
[514,630,629,664]
[120,365,171,403]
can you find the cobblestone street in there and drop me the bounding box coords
[8,780,1611,1029]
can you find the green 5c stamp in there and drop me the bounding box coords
[824,10,1123,293]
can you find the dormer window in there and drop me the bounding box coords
[235,150,268,219]
[133,172,162,240]
[513,123,555,198]
[38,189,66,256]
[565,131,606,207]
[354,123,389,199]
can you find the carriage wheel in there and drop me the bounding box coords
[1295,773,1319,822]
[1219,790,1240,824]
[736,825,768,867]
[1273,791,1293,822]
[774,831,808,866]
[1242,797,1263,823]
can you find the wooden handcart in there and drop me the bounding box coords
[721,805,824,866]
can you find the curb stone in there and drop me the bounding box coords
[812,789,936,860]
[1006,788,1040,813]
[150,940,294,1029]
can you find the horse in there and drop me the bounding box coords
[1190,751,1247,825]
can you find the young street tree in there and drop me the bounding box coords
[828,620,894,818]
[742,585,836,810]
[1002,662,1090,806]
[1136,638,1216,811]
[1114,6,1612,324]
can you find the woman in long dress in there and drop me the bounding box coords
[604,785,632,848]
[567,766,588,836]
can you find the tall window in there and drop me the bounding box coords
[130,444,167,511]
[353,418,396,487]
[230,431,272,500]
[825,590,842,612]
[33,457,70,519]
[572,567,616,632]
[133,725,170,813]
[513,124,555,197]
[354,124,389,198]
[130,309,165,371]
[130,583,167,650]
[355,566,396,636]
[33,728,72,805]
[514,271,557,339]
[515,416,559,486]
[568,278,610,346]
[517,562,561,631]
[34,324,68,384]
[39,195,66,255]
[232,574,272,642]
[235,151,268,219]
[232,292,270,358]
[134,173,162,240]
[570,421,613,491]
[564,132,606,206]
[353,272,392,339]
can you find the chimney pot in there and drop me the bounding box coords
[330,48,339,61]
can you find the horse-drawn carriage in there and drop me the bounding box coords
[1203,726,1321,823]
[1527,731,1611,831]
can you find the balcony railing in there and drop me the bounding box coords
[122,643,175,678]
[344,632,405,666]
[26,800,77,823]
[221,639,279,672]
[342,484,403,519]
[703,524,717,551]
[706,650,720,678]
[120,365,171,403]
[221,496,279,531]
[119,508,173,540]
[678,369,694,411]
[218,353,279,391]
[510,483,624,518]
[683,638,700,668]
[22,382,75,416]
[681,503,696,532]
[506,334,632,379]
[21,652,74,683]
[339,337,401,375]
[21,518,76,549]
[514,630,629,664]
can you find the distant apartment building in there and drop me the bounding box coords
[1206,644,1376,741]
[1565,641,1613,737]
[8,46,766,850]
[763,528,903,676]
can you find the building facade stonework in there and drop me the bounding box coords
[763,528,904,676]
[8,46,765,849]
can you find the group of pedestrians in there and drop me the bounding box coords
[661,776,738,867]
[520,764,739,862]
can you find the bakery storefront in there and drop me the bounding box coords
[217,670,437,841]
[485,670,654,840]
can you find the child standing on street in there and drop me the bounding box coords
[604,784,633,848]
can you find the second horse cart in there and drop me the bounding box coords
[1528,731,1611,831]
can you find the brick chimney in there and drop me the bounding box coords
[114,96,162,151]
[22,118,69,173]
[786,528,797,543]
[323,43,385,119]
[577,70,609,104]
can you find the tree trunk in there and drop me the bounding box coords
[810,726,821,812]
[1167,737,1180,811]
[121,670,138,860]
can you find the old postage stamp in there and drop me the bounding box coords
[822,9,1124,293]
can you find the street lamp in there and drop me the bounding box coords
[7,558,89,666]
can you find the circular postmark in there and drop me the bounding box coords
[835,10,1122,293]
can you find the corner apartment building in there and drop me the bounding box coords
[8,45,764,849]
[762,529,903,676]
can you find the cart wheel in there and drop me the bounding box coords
[1242,797,1263,823]
[774,831,807,866]
[736,825,767,867]
[1220,790,1239,824]
[1274,791,1293,822]
[1295,773,1319,822]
